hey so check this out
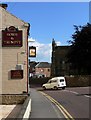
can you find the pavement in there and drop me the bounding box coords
[29,88,64,118]
[0,95,30,119]
[0,104,22,119]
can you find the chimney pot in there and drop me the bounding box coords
[0,4,8,10]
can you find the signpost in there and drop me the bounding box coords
[11,70,23,79]
[2,26,22,47]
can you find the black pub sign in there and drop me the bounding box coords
[2,26,22,47]
[11,70,23,79]
[29,46,36,57]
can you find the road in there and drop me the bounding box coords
[41,87,91,119]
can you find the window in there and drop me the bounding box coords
[51,80,57,83]
[60,79,64,82]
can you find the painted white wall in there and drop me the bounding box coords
[0,6,29,94]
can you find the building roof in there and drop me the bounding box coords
[35,62,51,68]
[0,4,29,26]
[0,4,30,35]
[55,46,70,50]
[29,61,38,68]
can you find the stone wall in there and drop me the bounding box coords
[0,94,28,105]
[65,75,91,87]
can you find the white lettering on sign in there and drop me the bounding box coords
[7,33,18,36]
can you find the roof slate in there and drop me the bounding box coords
[35,62,51,68]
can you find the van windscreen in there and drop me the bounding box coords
[60,79,64,82]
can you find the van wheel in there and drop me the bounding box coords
[62,87,65,90]
[54,86,58,90]
[43,86,46,90]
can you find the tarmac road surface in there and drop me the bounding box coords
[43,87,90,119]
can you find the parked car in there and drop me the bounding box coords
[42,77,66,90]
[32,73,45,78]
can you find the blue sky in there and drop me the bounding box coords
[6,2,89,44]
[5,2,89,62]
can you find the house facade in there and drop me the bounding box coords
[0,4,29,94]
[35,62,51,77]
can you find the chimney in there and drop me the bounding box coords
[0,4,8,10]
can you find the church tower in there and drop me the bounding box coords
[52,38,56,51]
[51,38,56,76]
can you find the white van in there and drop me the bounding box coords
[42,77,66,90]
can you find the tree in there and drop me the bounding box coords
[67,23,91,75]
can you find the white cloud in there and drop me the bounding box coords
[28,37,61,63]
[56,41,61,46]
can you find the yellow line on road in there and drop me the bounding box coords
[39,91,75,120]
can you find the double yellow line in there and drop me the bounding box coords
[39,91,75,120]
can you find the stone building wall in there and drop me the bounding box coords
[0,5,29,94]
[51,39,70,77]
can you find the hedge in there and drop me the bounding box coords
[29,75,91,87]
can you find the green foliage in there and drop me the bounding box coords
[67,23,91,75]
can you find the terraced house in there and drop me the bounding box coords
[35,62,51,78]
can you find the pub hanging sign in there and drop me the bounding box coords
[2,26,22,47]
[29,46,36,57]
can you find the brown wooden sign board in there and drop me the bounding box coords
[2,26,22,47]
[11,70,23,79]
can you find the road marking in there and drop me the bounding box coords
[64,90,91,98]
[56,104,70,120]
[64,90,78,95]
[39,91,75,120]
[84,95,91,98]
